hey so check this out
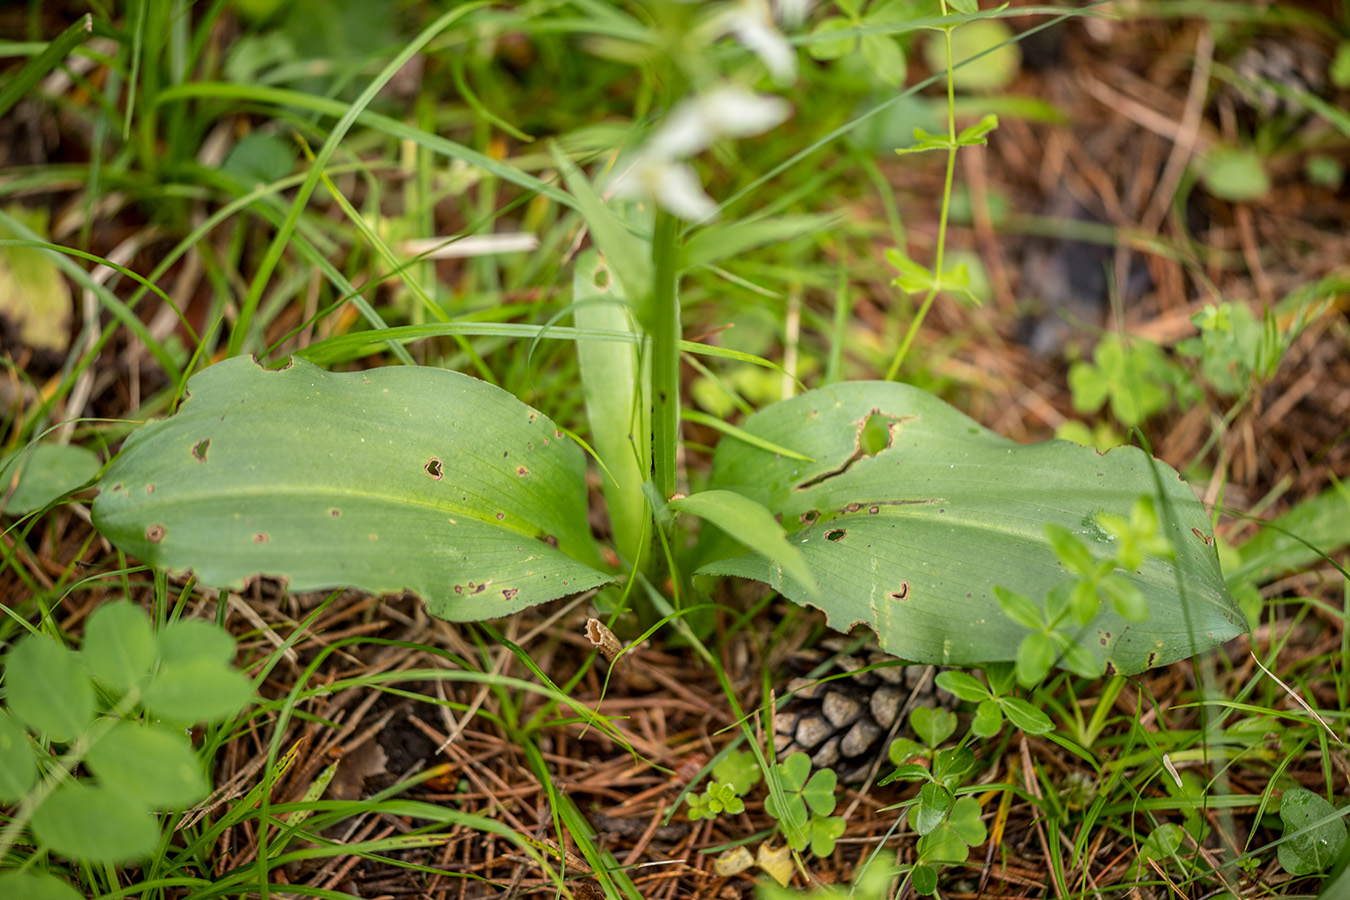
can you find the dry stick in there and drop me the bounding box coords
[1139,25,1215,239]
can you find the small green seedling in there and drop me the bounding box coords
[934,664,1054,739]
[882,721,986,897]
[764,752,846,857]
[688,782,745,821]
[1069,336,1192,426]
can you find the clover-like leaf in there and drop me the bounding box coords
[948,796,987,846]
[910,706,958,748]
[810,815,848,857]
[971,699,1003,738]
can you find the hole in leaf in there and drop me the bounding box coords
[425,458,443,479]
[826,528,846,542]
[192,439,210,462]
[888,582,910,601]
[859,413,893,456]
[594,267,611,289]
[800,510,819,524]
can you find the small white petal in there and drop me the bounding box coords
[728,5,797,84]
[649,100,715,159]
[610,154,719,222]
[698,84,791,138]
[773,0,813,28]
[653,161,719,222]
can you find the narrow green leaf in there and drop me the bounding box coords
[934,670,989,702]
[0,15,92,121]
[670,490,819,601]
[1000,697,1054,735]
[5,635,94,742]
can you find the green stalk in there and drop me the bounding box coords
[884,3,959,382]
[651,210,681,504]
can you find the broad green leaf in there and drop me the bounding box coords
[92,356,610,621]
[5,635,94,742]
[670,490,818,601]
[0,872,85,900]
[697,382,1243,674]
[142,659,254,724]
[85,720,208,809]
[0,443,100,515]
[1278,787,1347,875]
[0,710,36,803]
[1227,485,1350,587]
[83,601,156,694]
[31,780,159,863]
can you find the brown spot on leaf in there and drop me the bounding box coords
[1191,527,1214,546]
[540,534,559,548]
[496,512,505,520]
[843,502,862,513]
[145,524,166,543]
[516,466,528,477]
[503,588,519,600]
[1104,661,1118,676]
[192,439,210,462]
[425,458,443,479]
[1147,652,1158,667]
[889,582,910,601]
[330,508,341,517]
[253,533,269,543]
[869,506,879,514]
[145,484,154,494]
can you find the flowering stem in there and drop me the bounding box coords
[651,209,681,504]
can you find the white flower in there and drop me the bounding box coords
[611,156,719,222]
[612,84,792,223]
[722,0,798,84]
[649,86,792,159]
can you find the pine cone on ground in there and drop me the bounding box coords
[773,636,957,784]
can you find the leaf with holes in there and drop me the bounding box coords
[92,356,610,620]
[696,381,1243,674]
